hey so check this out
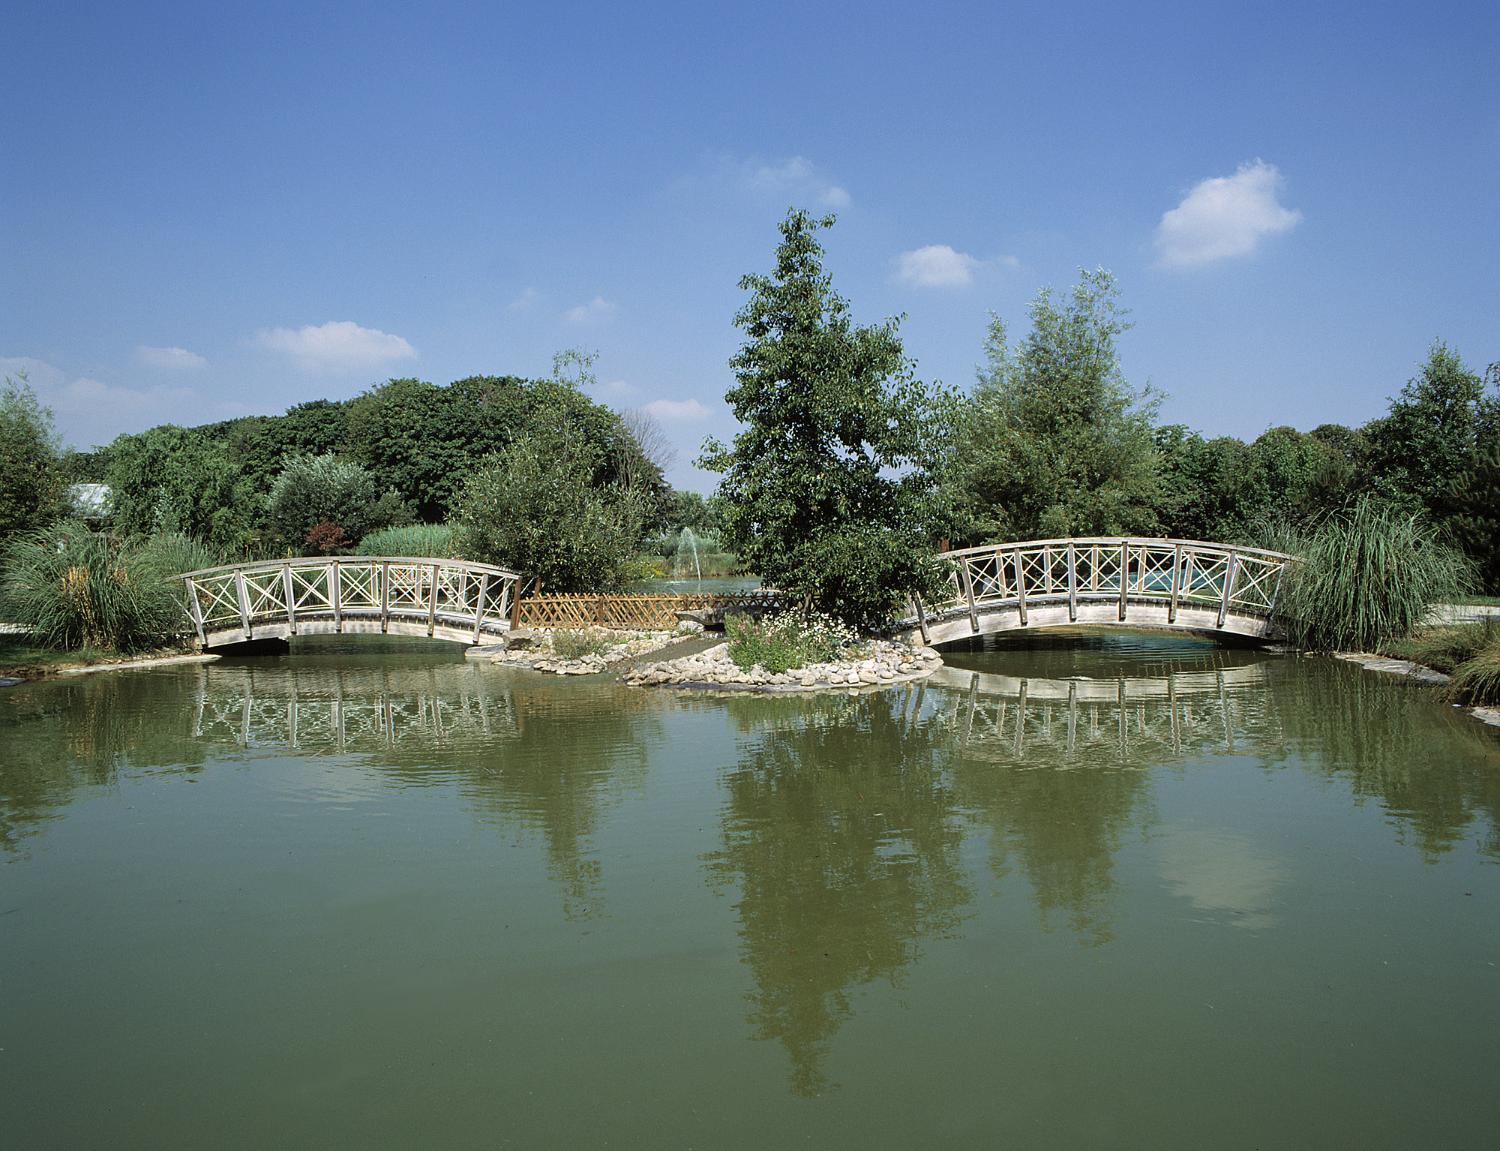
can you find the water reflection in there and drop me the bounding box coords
[704,690,968,1097]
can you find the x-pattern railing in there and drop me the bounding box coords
[179,556,523,646]
[910,537,1295,635]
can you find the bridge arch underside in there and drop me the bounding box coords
[909,599,1279,648]
[200,615,508,650]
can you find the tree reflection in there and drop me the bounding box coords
[704,690,969,1096]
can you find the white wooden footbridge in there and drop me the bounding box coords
[179,557,524,649]
[178,537,1295,652]
[898,538,1295,646]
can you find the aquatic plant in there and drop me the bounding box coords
[1272,495,1472,652]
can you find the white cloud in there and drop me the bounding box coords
[507,287,540,313]
[896,244,982,288]
[594,377,639,400]
[563,296,617,325]
[1,355,247,448]
[642,397,710,422]
[255,320,417,372]
[742,155,851,209]
[1154,160,1303,268]
[136,345,207,370]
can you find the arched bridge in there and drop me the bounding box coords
[179,557,523,649]
[899,538,1295,646]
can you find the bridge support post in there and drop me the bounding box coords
[1118,541,1129,622]
[960,559,979,633]
[1012,550,1027,626]
[234,571,252,640]
[184,578,206,648]
[282,564,296,634]
[1066,542,1077,623]
[910,594,930,645]
[472,574,490,644]
[1169,543,1182,624]
[381,561,391,633]
[427,563,440,637]
[330,561,342,632]
[1217,551,1240,629]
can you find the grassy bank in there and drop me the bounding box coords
[0,635,198,681]
[1379,619,1500,707]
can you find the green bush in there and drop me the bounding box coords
[355,523,458,558]
[726,609,856,673]
[266,453,412,553]
[1274,495,1472,651]
[551,628,613,659]
[0,522,206,652]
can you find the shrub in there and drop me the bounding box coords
[726,609,857,673]
[304,521,350,555]
[1273,495,1472,651]
[1406,619,1500,674]
[0,522,200,652]
[266,453,412,552]
[355,523,458,559]
[551,628,613,659]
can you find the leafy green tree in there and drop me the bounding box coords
[1364,341,1497,513]
[0,373,65,543]
[955,270,1162,542]
[101,426,260,551]
[1441,365,1500,591]
[265,453,411,552]
[698,209,954,630]
[454,400,646,591]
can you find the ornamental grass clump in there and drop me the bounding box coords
[1444,642,1500,708]
[355,523,459,559]
[726,609,858,673]
[1273,496,1472,652]
[0,522,213,652]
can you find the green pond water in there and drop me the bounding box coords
[2,632,1499,1149]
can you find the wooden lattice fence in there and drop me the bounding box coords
[515,591,789,631]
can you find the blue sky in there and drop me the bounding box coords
[4,0,1497,489]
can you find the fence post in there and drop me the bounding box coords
[185,577,206,648]
[234,570,252,639]
[1117,541,1129,621]
[960,559,979,633]
[1169,543,1182,624]
[472,573,490,644]
[1217,551,1240,629]
[1012,549,1028,626]
[1066,542,1077,622]
[282,564,296,633]
[330,561,342,631]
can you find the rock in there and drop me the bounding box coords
[504,630,543,651]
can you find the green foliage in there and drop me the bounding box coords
[0,373,65,544]
[265,453,411,552]
[726,609,856,673]
[954,270,1162,542]
[699,209,953,631]
[671,490,717,534]
[1406,618,1500,675]
[1364,342,1497,514]
[550,628,613,660]
[0,523,209,652]
[1438,370,1500,592]
[1157,423,1359,542]
[1443,640,1500,707]
[102,426,261,552]
[355,522,458,558]
[454,400,647,591]
[1273,496,1472,651]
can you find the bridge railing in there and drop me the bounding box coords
[909,537,1295,634]
[178,557,523,646]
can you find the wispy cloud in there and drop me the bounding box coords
[1155,160,1302,268]
[895,244,982,287]
[255,320,417,372]
[136,344,207,370]
[507,287,540,313]
[564,296,617,325]
[739,155,850,208]
[642,397,710,422]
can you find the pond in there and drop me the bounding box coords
[3,632,1498,1148]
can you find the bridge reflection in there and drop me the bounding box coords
[929,662,1285,766]
[189,663,519,751]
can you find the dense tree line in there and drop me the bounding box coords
[51,372,671,559]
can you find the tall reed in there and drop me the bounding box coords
[1,522,213,652]
[354,523,458,558]
[1273,496,1471,652]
